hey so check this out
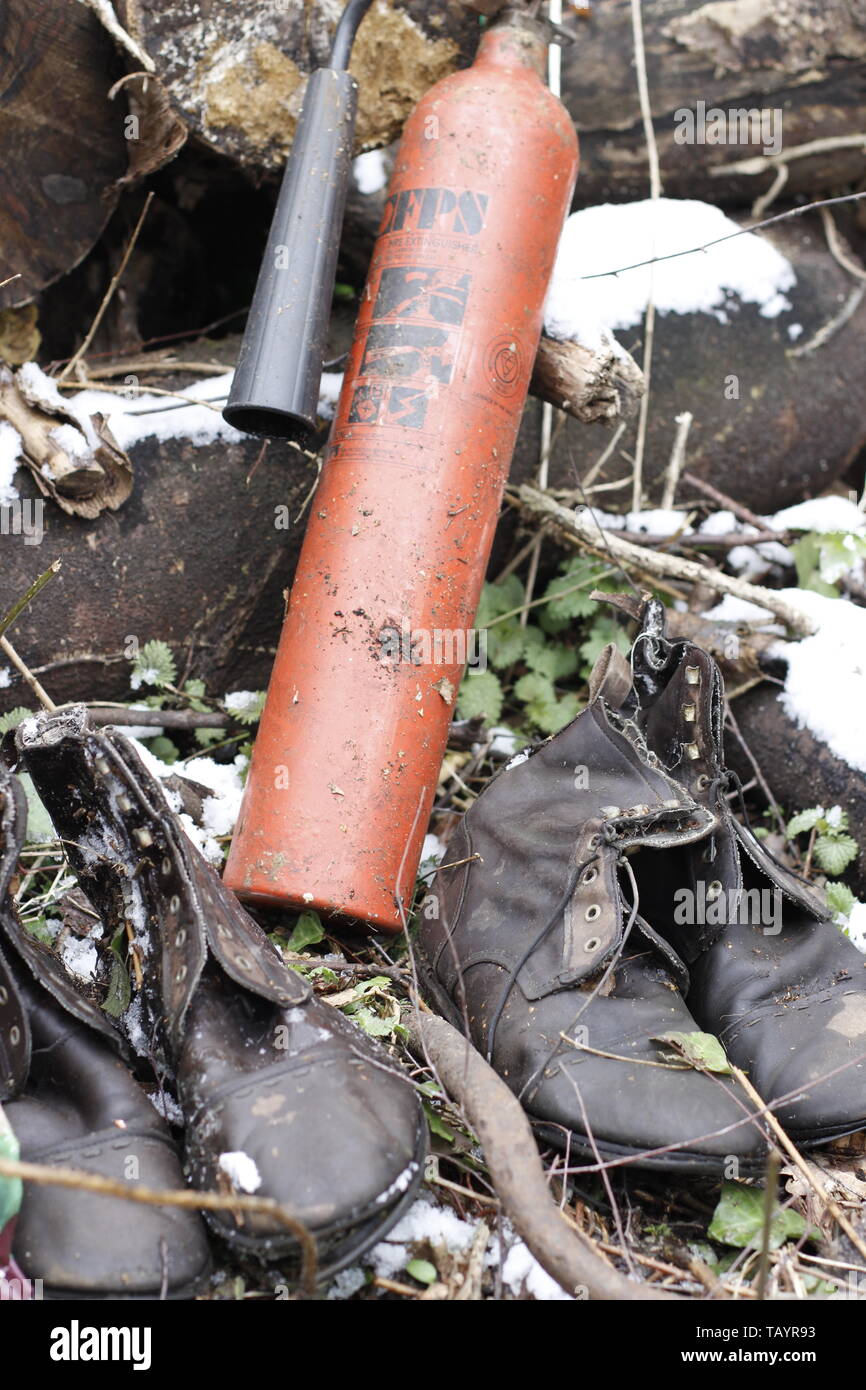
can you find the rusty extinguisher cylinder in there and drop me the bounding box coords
[225,6,579,931]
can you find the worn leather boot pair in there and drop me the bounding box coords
[419,604,866,1172]
[4,709,425,1293]
[1,768,211,1297]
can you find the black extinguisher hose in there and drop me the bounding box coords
[330,0,376,69]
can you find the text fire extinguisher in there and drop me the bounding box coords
[224,4,579,930]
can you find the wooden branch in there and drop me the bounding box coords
[531,334,644,423]
[406,1009,676,1301]
[516,484,816,636]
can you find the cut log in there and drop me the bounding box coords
[0,357,313,710]
[0,0,128,310]
[562,0,866,207]
[118,0,480,171]
[538,218,866,513]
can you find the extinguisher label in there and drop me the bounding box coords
[346,264,472,433]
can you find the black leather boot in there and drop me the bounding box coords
[16,708,425,1277]
[632,598,866,1146]
[418,645,768,1174]
[0,766,211,1298]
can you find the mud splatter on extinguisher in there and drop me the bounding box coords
[224,2,579,930]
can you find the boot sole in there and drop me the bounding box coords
[415,947,769,1179]
[201,1116,428,1284]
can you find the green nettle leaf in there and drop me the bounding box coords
[814,835,859,877]
[542,567,599,623]
[816,532,866,585]
[791,534,838,597]
[194,726,225,748]
[486,618,528,670]
[19,772,55,844]
[475,575,524,629]
[524,640,579,682]
[0,1105,22,1230]
[406,1258,438,1286]
[579,616,631,676]
[423,1101,456,1143]
[826,881,857,918]
[148,736,180,764]
[286,911,325,953]
[514,672,580,735]
[652,1030,732,1075]
[131,639,177,691]
[103,930,132,1019]
[708,1182,813,1251]
[225,691,267,726]
[457,669,503,723]
[786,807,824,839]
[0,706,33,734]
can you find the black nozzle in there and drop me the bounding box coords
[223,67,358,440]
[225,0,378,441]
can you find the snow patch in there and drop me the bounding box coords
[545,198,795,350]
[353,149,388,195]
[60,935,99,983]
[218,1151,262,1194]
[0,421,23,503]
[772,589,866,775]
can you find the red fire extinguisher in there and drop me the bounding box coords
[224,6,578,931]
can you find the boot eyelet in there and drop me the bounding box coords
[235,954,252,970]
[583,936,601,952]
[168,894,180,915]
[696,774,711,789]
[175,928,187,947]
[0,986,7,1005]
[95,757,110,776]
[707,880,723,900]
[685,666,700,685]
[174,964,188,983]
[161,857,172,876]
[133,827,153,849]
[683,704,696,722]
[583,867,598,885]
[116,794,132,814]
[587,834,601,849]
[9,1026,20,1045]
[585,904,601,922]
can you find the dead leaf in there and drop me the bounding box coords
[110,72,188,185]
[0,367,132,518]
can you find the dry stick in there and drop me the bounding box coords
[406,1009,677,1301]
[660,411,692,511]
[581,420,627,490]
[712,134,866,180]
[0,1153,318,1293]
[682,470,768,533]
[0,636,56,711]
[629,0,661,513]
[56,378,225,413]
[0,560,60,643]
[58,193,155,384]
[731,1066,866,1267]
[819,205,866,283]
[517,483,815,635]
[756,1149,781,1301]
[80,0,155,70]
[789,282,866,359]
